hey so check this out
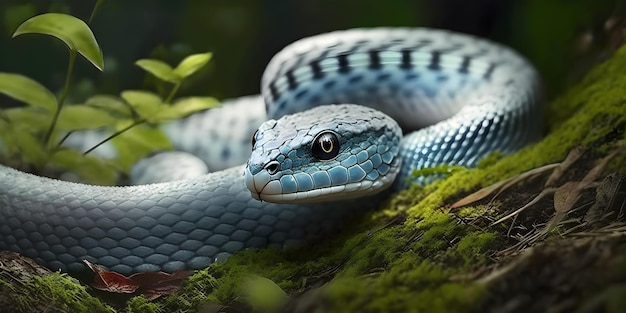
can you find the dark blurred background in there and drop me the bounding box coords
[0,0,623,105]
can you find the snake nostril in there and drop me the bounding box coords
[264,162,280,175]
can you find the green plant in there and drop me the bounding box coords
[0,1,218,185]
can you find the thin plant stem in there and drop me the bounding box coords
[89,0,105,24]
[43,49,76,147]
[56,131,74,147]
[165,81,181,104]
[83,119,145,155]
[45,2,100,157]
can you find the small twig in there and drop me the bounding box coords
[493,187,557,226]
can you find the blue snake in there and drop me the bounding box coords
[0,28,542,274]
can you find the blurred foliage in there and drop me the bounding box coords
[0,0,623,107]
[0,0,623,182]
[0,6,218,183]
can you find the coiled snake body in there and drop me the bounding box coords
[0,28,542,274]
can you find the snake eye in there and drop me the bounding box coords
[312,131,340,160]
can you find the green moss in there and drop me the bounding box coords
[126,296,159,313]
[476,151,504,169]
[454,232,498,267]
[2,272,114,313]
[323,257,483,313]
[148,45,626,311]
[406,41,626,219]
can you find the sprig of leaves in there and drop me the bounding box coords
[0,5,219,184]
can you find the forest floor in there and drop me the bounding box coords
[1,44,626,313]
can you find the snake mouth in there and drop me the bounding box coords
[244,167,265,201]
[244,165,399,204]
[256,182,378,203]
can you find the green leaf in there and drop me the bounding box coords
[57,105,117,131]
[0,122,17,157]
[50,148,117,185]
[13,13,104,70]
[84,95,133,117]
[3,107,52,131]
[0,73,56,111]
[153,97,219,121]
[111,121,172,172]
[1,123,47,166]
[120,90,163,120]
[173,52,212,78]
[135,59,180,83]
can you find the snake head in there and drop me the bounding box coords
[244,104,402,203]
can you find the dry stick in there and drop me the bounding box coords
[495,187,557,227]
[495,147,589,229]
[544,146,586,187]
[490,163,560,203]
[450,163,559,209]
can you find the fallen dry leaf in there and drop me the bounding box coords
[553,147,621,214]
[83,259,190,299]
[131,270,190,300]
[84,259,139,293]
[554,181,583,213]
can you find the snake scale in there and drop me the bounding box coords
[0,28,542,274]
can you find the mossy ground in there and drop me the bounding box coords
[0,251,114,312]
[3,43,626,313]
[143,43,626,313]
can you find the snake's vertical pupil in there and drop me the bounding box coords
[312,132,340,160]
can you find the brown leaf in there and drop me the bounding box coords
[131,270,190,300]
[83,260,190,299]
[83,259,139,293]
[554,181,583,213]
[129,271,178,286]
[553,147,622,214]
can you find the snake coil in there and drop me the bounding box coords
[0,28,541,274]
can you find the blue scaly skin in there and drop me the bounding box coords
[0,28,541,274]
